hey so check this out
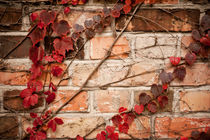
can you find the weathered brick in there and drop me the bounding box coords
[119,116,151,139]
[3,90,44,111]
[90,36,130,59]
[22,116,105,139]
[170,63,210,86]
[189,0,209,4]
[0,36,31,58]
[134,90,173,112]
[179,90,210,112]
[155,117,210,138]
[94,90,131,113]
[0,6,22,31]
[0,116,19,138]
[116,9,200,32]
[49,90,88,112]
[72,61,160,87]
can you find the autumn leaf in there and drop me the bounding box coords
[151,84,163,98]
[123,113,135,125]
[29,46,44,64]
[134,104,144,115]
[112,115,122,126]
[118,107,127,113]
[30,112,38,118]
[169,56,181,66]
[123,4,131,14]
[46,92,56,104]
[147,102,158,113]
[51,66,63,77]
[118,123,129,134]
[159,70,173,84]
[52,20,70,36]
[29,27,46,46]
[54,118,64,125]
[53,37,74,57]
[173,66,186,81]
[64,7,71,14]
[47,119,56,132]
[185,52,197,65]
[157,96,168,108]
[139,93,152,105]
[40,10,56,26]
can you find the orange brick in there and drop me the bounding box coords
[49,90,88,112]
[0,72,30,85]
[180,90,210,112]
[155,117,210,138]
[94,90,131,113]
[90,36,130,59]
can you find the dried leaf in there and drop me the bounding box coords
[185,52,197,65]
[173,66,186,81]
[139,93,152,105]
[151,84,162,98]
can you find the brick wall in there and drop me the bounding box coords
[0,0,210,139]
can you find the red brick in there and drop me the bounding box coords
[171,63,210,86]
[93,0,178,4]
[3,90,44,111]
[94,90,131,113]
[155,117,210,138]
[0,6,22,31]
[0,116,19,138]
[0,36,31,58]
[179,90,210,112]
[116,9,200,32]
[90,36,130,59]
[49,90,88,112]
[119,116,151,139]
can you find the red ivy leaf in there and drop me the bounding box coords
[52,51,64,63]
[125,0,132,5]
[185,52,196,65]
[106,126,115,135]
[40,10,56,26]
[64,7,71,14]
[133,0,144,6]
[180,137,188,140]
[84,19,94,29]
[118,107,127,113]
[47,120,56,132]
[151,84,163,98]
[29,27,46,46]
[192,29,201,41]
[30,13,39,22]
[23,94,38,108]
[162,84,168,90]
[51,66,63,77]
[27,80,43,92]
[52,20,70,36]
[46,92,56,104]
[123,4,131,14]
[30,113,38,118]
[123,113,135,125]
[54,118,64,125]
[119,123,129,134]
[169,56,181,66]
[72,0,79,5]
[157,96,168,108]
[85,29,95,39]
[71,32,80,42]
[29,46,44,64]
[38,22,45,29]
[53,37,74,57]
[73,24,84,33]
[49,82,57,91]
[173,66,186,81]
[147,102,157,113]
[76,135,84,140]
[108,132,119,140]
[35,131,46,140]
[159,70,173,84]
[20,88,33,98]
[93,15,102,23]
[96,132,106,140]
[33,117,43,127]
[139,93,151,106]
[61,0,69,4]
[189,43,201,54]
[94,23,104,33]
[200,36,210,46]
[102,7,111,17]
[111,10,120,18]
[134,104,144,115]
[111,115,122,126]
[30,64,44,80]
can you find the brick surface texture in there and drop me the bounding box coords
[0,0,209,140]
